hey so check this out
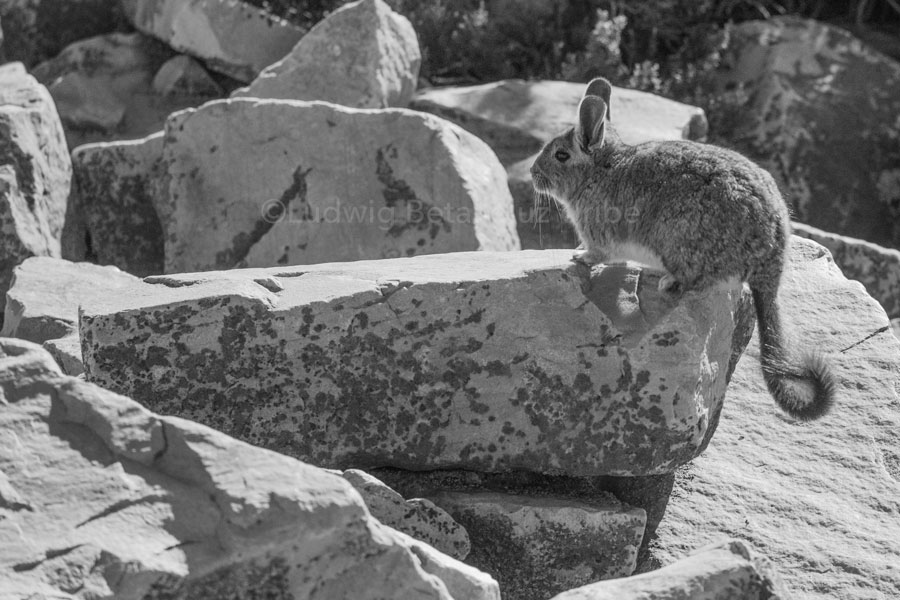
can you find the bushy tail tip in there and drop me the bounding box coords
[762,352,836,421]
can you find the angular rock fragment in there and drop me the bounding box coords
[1,257,141,375]
[551,539,784,600]
[81,250,754,477]
[157,98,520,273]
[235,0,420,108]
[430,491,646,600]
[411,80,706,250]
[121,0,305,82]
[343,468,470,560]
[0,62,70,324]
[0,338,496,599]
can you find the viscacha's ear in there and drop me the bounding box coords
[584,77,612,121]
[577,96,607,152]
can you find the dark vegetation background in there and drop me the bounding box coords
[244,0,900,141]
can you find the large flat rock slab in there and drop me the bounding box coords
[157,98,520,273]
[645,237,900,599]
[81,250,754,477]
[0,338,498,599]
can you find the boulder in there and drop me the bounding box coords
[121,0,305,83]
[1,257,141,375]
[410,80,707,250]
[0,62,70,326]
[62,132,166,276]
[0,337,498,599]
[551,539,784,600]
[343,469,470,560]
[234,0,420,108]
[792,221,900,319]
[80,250,754,477]
[156,98,520,273]
[0,0,126,68]
[430,491,646,600]
[645,237,900,599]
[31,32,222,148]
[718,17,900,249]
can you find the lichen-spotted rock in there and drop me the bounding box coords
[430,491,646,600]
[63,133,166,276]
[157,98,520,273]
[81,250,754,477]
[0,338,497,599]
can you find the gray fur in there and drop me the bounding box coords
[531,78,835,421]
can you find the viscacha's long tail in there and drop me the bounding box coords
[752,285,835,421]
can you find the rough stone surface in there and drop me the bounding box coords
[552,539,784,600]
[157,98,520,273]
[62,132,165,276]
[80,250,754,477]
[792,221,900,319]
[31,32,221,148]
[411,80,707,250]
[0,0,127,68]
[430,491,646,600]
[235,0,420,108]
[0,338,497,599]
[645,237,900,599]
[1,257,141,375]
[122,0,305,83]
[719,16,900,249]
[343,469,470,560]
[0,62,70,326]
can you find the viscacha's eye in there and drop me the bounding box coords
[554,149,570,163]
